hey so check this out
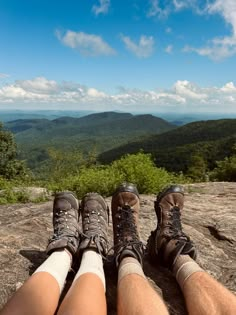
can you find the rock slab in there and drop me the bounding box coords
[0,182,235,314]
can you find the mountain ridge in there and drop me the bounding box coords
[3,112,176,170]
[99,118,236,172]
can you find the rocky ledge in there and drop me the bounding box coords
[0,182,235,314]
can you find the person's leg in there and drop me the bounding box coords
[173,255,236,315]
[147,185,236,315]
[0,192,80,315]
[0,250,71,315]
[112,183,169,315]
[57,193,109,315]
[117,257,169,315]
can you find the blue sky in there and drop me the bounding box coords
[0,0,236,113]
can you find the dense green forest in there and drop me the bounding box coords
[99,119,236,176]
[5,112,175,170]
[0,113,236,204]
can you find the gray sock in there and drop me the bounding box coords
[173,255,204,291]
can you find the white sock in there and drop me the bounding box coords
[118,257,146,283]
[34,250,71,293]
[73,250,106,291]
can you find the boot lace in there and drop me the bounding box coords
[168,206,189,241]
[114,205,143,248]
[52,210,78,240]
[80,205,109,259]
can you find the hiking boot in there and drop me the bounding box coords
[46,191,80,256]
[79,193,109,257]
[112,183,144,267]
[147,185,197,270]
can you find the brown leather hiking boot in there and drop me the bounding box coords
[46,191,80,256]
[79,193,109,257]
[147,185,197,270]
[112,183,144,267]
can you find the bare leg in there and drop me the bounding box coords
[57,273,106,315]
[183,270,236,315]
[0,250,71,315]
[117,257,169,315]
[1,192,80,315]
[57,250,107,315]
[174,255,236,315]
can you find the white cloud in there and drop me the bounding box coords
[120,34,154,58]
[1,77,236,113]
[207,0,236,35]
[183,42,236,60]
[221,82,236,92]
[174,80,207,100]
[0,73,10,79]
[165,45,173,54]
[147,0,169,18]
[92,0,110,16]
[147,0,203,18]
[146,0,236,60]
[182,0,236,60]
[16,77,58,94]
[172,0,204,13]
[56,30,116,56]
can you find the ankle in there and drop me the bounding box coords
[73,249,106,291]
[118,257,145,283]
[173,255,204,290]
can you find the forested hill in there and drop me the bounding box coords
[6,112,175,136]
[4,112,175,168]
[99,119,236,172]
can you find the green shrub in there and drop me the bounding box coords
[111,153,179,193]
[0,184,48,204]
[47,153,188,197]
[0,176,11,190]
[210,155,236,181]
[71,166,123,198]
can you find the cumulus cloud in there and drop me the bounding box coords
[16,77,58,94]
[174,80,207,100]
[120,34,154,58]
[147,0,203,18]
[146,0,236,60]
[181,0,236,60]
[172,0,204,13]
[165,45,173,53]
[56,30,116,56]
[147,0,169,18]
[221,82,236,92]
[92,0,110,16]
[1,77,236,113]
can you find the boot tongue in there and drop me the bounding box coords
[182,242,197,260]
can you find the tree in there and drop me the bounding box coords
[0,122,28,179]
[187,154,207,181]
[45,147,86,181]
[211,155,236,182]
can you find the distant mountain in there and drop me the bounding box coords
[6,112,174,138]
[99,119,236,172]
[4,112,175,170]
[152,112,236,126]
[0,110,94,122]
